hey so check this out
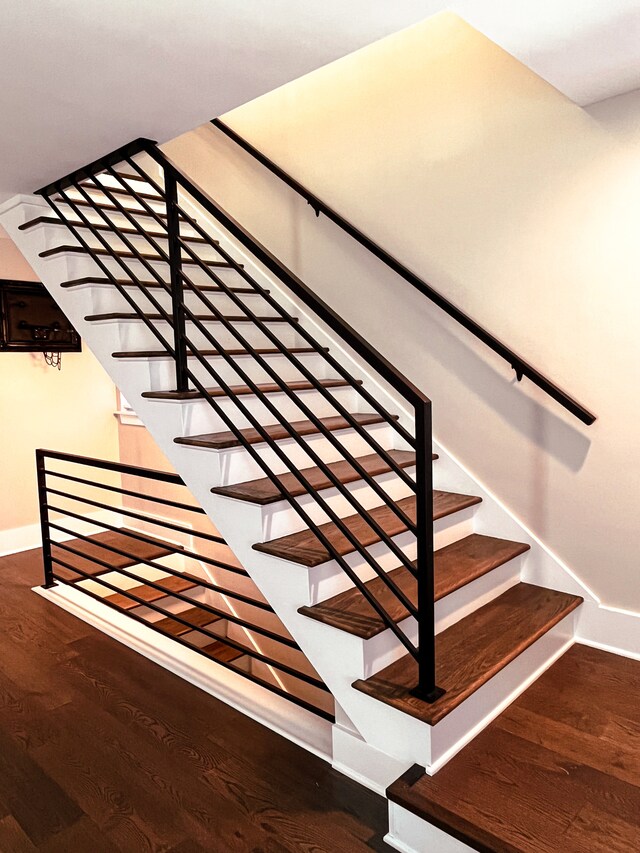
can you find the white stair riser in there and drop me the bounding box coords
[257,467,417,540]
[358,557,524,675]
[155,385,359,437]
[282,510,476,606]
[134,350,336,392]
[39,206,202,239]
[82,282,281,318]
[54,248,249,288]
[43,226,224,264]
[90,174,161,195]
[91,316,303,352]
[172,415,398,486]
[188,422,399,485]
[292,555,523,697]
[58,189,167,215]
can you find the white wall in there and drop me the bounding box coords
[0,233,119,553]
[163,14,640,610]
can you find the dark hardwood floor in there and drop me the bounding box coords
[388,643,640,852]
[0,548,388,852]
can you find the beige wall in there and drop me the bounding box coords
[164,13,640,609]
[0,233,119,544]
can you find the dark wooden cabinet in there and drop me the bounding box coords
[0,279,80,352]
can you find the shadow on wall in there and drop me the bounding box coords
[412,300,592,474]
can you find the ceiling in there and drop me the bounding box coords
[1,0,639,203]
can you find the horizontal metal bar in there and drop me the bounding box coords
[50,571,333,719]
[51,534,257,611]
[43,468,206,515]
[212,118,596,426]
[49,540,303,657]
[45,487,225,546]
[49,559,328,695]
[39,448,185,485]
[46,508,243,575]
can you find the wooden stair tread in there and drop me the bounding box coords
[386,646,640,853]
[20,216,213,244]
[143,378,353,401]
[152,606,221,637]
[86,311,289,323]
[103,575,198,611]
[175,412,391,451]
[299,534,530,638]
[39,245,233,267]
[78,180,161,202]
[112,346,324,359]
[353,583,583,725]
[52,529,174,576]
[61,276,245,291]
[212,449,423,505]
[253,492,481,568]
[53,197,169,216]
[200,640,246,664]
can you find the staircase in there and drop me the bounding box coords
[0,139,594,850]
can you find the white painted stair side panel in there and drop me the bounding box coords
[386,802,474,853]
[1,194,588,780]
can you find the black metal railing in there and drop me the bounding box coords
[211,118,596,427]
[36,142,444,701]
[36,449,333,720]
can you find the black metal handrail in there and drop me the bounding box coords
[36,449,333,720]
[211,118,596,427]
[36,144,442,701]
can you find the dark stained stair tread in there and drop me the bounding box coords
[112,345,325,359]
[212,449,425,505]
[253,492,481,567]
[61,276,243,291]
[87,311,290,323]
[78,180,162,202]
[20,216,213,243]
[175,412,392,451]
[151,606,221,637]
[103,575,198,610]
[299,534,531,638]
[353,583,583,725]
[52,197,168,216]
[143,378,354,401]
[39,245,233,267]
[53,529,175,576]
[200,641,246,664]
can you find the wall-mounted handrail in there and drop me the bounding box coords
[211,118,596,427]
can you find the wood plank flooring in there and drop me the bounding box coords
[388,644,640,852]
[0,548,387,852]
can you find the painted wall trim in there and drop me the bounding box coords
[35,582,333,762]
[0,509,122,558]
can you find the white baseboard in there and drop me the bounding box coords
[577,599,640,660]
[0,509,122,558]
[35,581,333,762]
[386,802,474,853]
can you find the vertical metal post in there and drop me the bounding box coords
[36,449,56,589]
[164,167,188,392]
[412,401,445,703]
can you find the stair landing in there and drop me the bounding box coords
[387,644,640,853]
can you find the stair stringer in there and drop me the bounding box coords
[0,192,598,788]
